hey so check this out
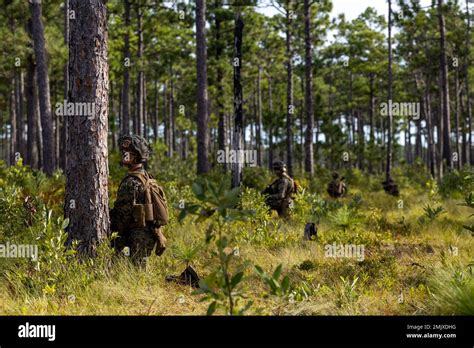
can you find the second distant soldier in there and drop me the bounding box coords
[262,161,295,217]
[327,172,347,198]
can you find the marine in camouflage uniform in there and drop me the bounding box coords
[261,161,295,217]
[382,176,400,196]
[327,172,347,198]
[110,135,165,265]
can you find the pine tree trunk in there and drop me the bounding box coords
[285,1,294,176]
[256,66,263,167]
[455,68,461,169]
[10,87,17,165]
[304,0,314,176]
[29,0,55,175]
[268,74,274,170]
[438,0,452,172]
[26,53,39,168]
[368,72,375,174]
[231,12,244,188]
[136,0,144,136]
[196,0,210,175]
[465,0,472,165]
[61,0,69,170]
[121,0,131,135]
[153,80,158,142]
[215,0,227,172]
[385,0,393,181]
[65,0,110,256]
[15,70,24,161]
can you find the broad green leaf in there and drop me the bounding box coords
[281,276,290,294]
[207,301,217,316]
[273,264,283,280]
[230,272,244,289]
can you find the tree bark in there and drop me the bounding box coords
[256,66,263,167]
[9,87,17,165]
[26,53,39,168]
[465,0,472,165]
[285,1,294,176]
[304,0,314,176]
[438,0,452,171]
[215,0,227,172]
[231,12,244,188]
[61,0,69,170]
[29,0,55,175]
[196,0,210,175]
[385,0,393,181]
[136,0,144,136]
[65,0,110,255]
[121,0,131,135]
[268,73,274,170]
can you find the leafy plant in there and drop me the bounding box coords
[179,177,255,315]
[328,205,362,232]
[423,204,445,222]
[336,276,359,309]
[193,236,252,315]
[254,264,290,298]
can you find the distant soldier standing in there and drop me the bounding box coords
[262,161,295,217]
[110,135,168,266]
[327,172,347,198]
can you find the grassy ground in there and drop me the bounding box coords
[0,159,473,315]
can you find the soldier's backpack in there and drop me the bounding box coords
[328,178,346,198]
[127,171,169,226]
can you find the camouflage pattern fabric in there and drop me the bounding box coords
[262,173,294,216]
[327,179,346,198]
[110,168,160,264]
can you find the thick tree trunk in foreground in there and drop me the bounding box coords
[196,0,210,174]
[29,0,55,175]
[65,0,110,255]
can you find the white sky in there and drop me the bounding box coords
[258,0,435,22]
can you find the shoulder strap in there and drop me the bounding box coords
[126,171,152,204]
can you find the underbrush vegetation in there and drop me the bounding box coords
[0,157,473,315]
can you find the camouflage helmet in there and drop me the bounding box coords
[272,161,287,171]
[118,135,151,162]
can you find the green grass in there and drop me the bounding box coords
[0,160,473,315]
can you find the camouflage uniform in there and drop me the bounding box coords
[382,177,399,196]
[110,169,157,261]
[262,161,295,217]
[110,135,162,265]
[327,172,347,198]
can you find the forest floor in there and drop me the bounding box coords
[0,154,473,315]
